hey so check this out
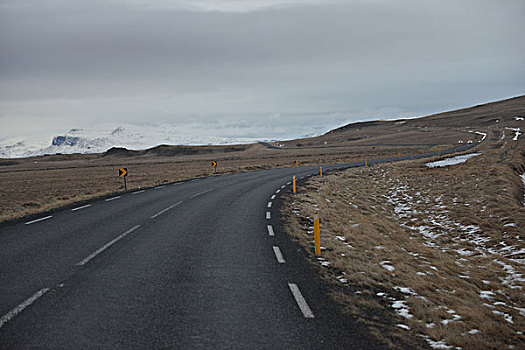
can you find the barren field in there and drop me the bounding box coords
[282,116,525,348]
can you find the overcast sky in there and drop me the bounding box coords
[1,0,524,142]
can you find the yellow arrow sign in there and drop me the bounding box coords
[119,168,127,177]
[211,161,217,168]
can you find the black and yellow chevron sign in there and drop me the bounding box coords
[211,161,217,168]
[119,168,128,177]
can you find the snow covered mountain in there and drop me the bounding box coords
[0,124,269,158]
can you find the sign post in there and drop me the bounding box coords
[211,161,217,173]
[119,168,128,190]
[314,215,321,255]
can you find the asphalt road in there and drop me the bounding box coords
[0,164,387,349]
[0,142,479,349]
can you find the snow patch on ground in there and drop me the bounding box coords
[505,127,521,141]
[380,260,395,272]
[426,153,482,168]
[423,337,453,349]
[392,300,413,318]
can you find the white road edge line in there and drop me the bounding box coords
[172,182,182,186]
[150,201,183,219]
[71,204,91,212]
[105,196,121,202]
[272,246,285,263]
[266,212,271,219]
[267,202,272,208]
[271,195,276,200]
[190,188,213,198]
[281,185,286,188]
[154,185,166,190]
[276,189,281,194]
[132,190,145,195]
[287,181,291,185]
[25,216,52,225]
[0,288,50,329]
[267,225,274,236]
[76,225,141,266]
[288,283,315,318]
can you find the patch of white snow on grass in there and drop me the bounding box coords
[380,260,395,272]
[425,338,452,349]
[480,291,495,300]
[394,286,417,295]
[392,300,413,319]
[426,153,482,168]
[505,127,521,140]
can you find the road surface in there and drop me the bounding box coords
[0,142,479,349]
[0,165,386,349]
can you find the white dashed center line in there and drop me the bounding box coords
[0,288,50,329]
[150,201,183,219]
[272,246,285,263]
[276,189,281,194]
[267,202,272,208]
[105,196,121,202]
[281,185,286,188]
[288,283,314,318]
[25,216,52,225]
[132,190,145,195]
[76,225,141,266]
[267,225,274,236]
[266,212,271,219]
[190,188,214,198]
[71,204,91,212]
[271,195,276,200]
[286,181,291,185]
[172,182,182,186]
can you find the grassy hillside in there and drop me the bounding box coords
[282,97,525,348]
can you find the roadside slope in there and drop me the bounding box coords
[282,122,525,348]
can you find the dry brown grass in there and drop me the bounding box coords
[282,125,525,349]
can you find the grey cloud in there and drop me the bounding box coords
[1,0,524,141]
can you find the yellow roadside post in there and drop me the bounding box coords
[293,176,296,193]
[295,160,299,167]
[411,154,413,160]
[360,156,363,162]
[365,159,367,167]
[314,215,321,255]
[320,167,323,178]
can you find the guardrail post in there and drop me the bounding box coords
[314,215,321,255]
[293,176,296,193]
